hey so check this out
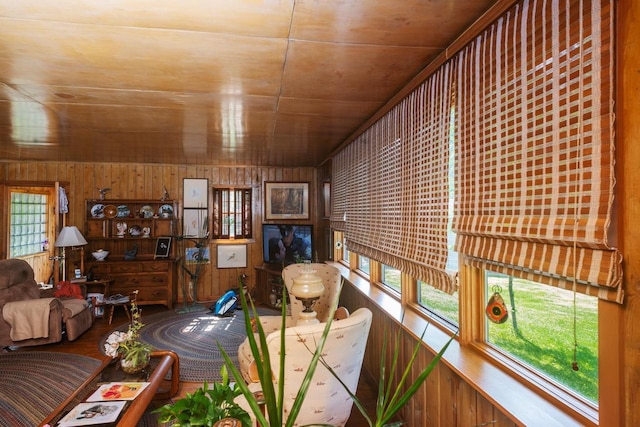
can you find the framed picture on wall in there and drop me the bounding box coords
[264,182,309,220]
[183,208,208,237]
[154,237,172,258]
[183,178,208,208]
[217,244,247,268]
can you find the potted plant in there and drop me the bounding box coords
[319,321,456,426]
[153,365,251,426]
[103,290,153,373]
[218,275,337,427]
[219,274,454,427]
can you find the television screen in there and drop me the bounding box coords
[263,224,313,265]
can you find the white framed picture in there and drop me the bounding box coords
[217,244,247,268]
[183,178,208,208]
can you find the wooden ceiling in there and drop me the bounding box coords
[0,0,497,167]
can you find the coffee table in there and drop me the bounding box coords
[39,350,179,426]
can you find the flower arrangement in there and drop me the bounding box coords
[103,290,153,372]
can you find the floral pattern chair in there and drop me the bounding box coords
[238,263,343,382]
[235,307,373,427]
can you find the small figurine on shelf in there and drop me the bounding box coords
[124,244,138,260]
[97,187,111,200]
[116,222,127,238]
[142,227,151,238]
[161,186,170,201]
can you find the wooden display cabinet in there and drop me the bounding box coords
[254,263,287,308]
[84,199,178,308]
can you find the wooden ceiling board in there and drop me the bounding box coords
[281,40,440,102]
[0,0,501,166]
[277,97,381,118]
[0,0,295,37]
[290,0,498,47]
[15,84,278,111]
[0,19,288,95]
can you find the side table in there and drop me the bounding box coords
[39,350,180,427]
[85,279,114,319]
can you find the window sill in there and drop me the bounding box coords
[213,238,255,244]
[328,261,597,427]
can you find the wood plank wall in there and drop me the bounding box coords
[0,161,320,302]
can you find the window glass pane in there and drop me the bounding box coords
[341,237,349,263]
[382,264,401,293]
[485,272,598,403]
[10,191,48,257]
[358,255,370,275]
[418,281,459,326]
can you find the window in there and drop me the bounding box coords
[418,103,458,322]
[381,264,401,293]
[485,272,598,403]
[341,237,349,264]
[357,255,370,276]
[212,188,252,239]
[10,191,48,257]
[418,281,459,326]
[334,231,349,264]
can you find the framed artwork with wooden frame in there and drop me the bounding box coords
[183,178,208,208]
[264,182,309,220]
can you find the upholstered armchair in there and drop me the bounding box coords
[235,307,373,427]
[0,259,93,348]
[238,263,343,382]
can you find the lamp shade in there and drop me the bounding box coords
[54,226,88,247]
[291,267,325,300]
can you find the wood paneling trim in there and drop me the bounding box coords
[331,261,591,427]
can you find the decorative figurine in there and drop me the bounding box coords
[124,244,138,260]
[116,222,127,238]
[97,187,111,200]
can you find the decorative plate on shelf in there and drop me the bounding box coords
[117,204,130,218]
[129,225,142,236]
[103,205,118,219]
[159,204,173,218]
[91,204,105,218]
[140,205,154,218]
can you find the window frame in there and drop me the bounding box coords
[211,187,253,240]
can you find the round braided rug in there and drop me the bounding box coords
[0,351,168,427]
[100,307,277,382]
[0,351,101,426]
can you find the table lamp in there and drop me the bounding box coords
[54,226,88,282]
[290,263,325,325]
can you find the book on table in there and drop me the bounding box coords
[57,400,126,426]
[56,382,150,426]
[86,382,150,401]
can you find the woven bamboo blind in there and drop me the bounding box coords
[332,64,456,293]
[453,0,622,302]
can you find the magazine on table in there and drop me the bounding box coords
[86,382,150,401]
[57,400,126,426]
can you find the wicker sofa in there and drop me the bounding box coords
[0,258,93,348]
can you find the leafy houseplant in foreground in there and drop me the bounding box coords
[219,274,338,427]
[153,365,251,426]
[318,321,456,427]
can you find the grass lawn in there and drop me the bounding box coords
[486,273,598,403]
[386,267,598,403]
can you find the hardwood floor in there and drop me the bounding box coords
[15,304,377,426]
